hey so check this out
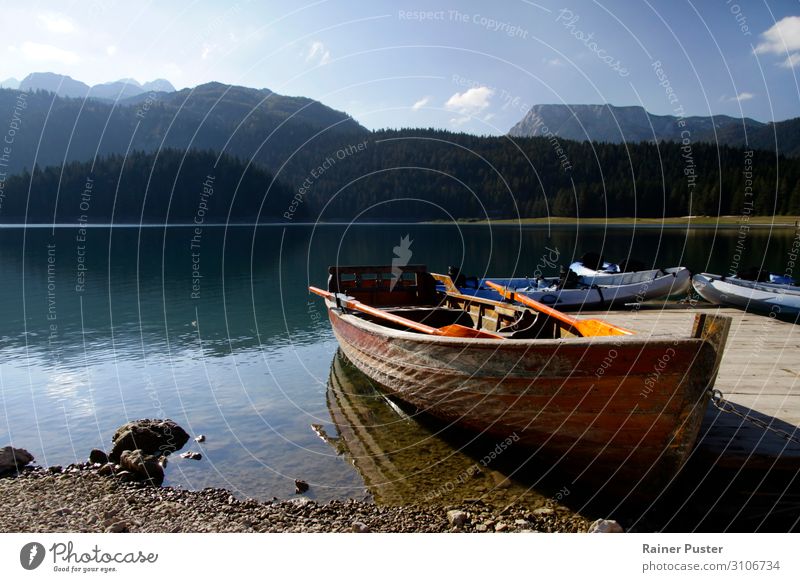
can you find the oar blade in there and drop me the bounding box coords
[437,324,504,339]
[484,281,633,337]
[579,319,633,337]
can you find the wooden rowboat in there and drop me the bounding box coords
[310,265,731,491]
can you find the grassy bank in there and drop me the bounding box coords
[436,216,800,227]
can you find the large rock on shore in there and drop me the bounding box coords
[0,447,34,476]
[119,450,165,486]
[109,419,189,462]
[588,519,624,533]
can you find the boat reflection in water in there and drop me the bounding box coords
[320,350,570,510]
[323,350,800,532]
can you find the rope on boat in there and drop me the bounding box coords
[709,389,800,445]
[594,284,605,308]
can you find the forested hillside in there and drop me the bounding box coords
[284,129,800,221]
[2,86,799,223]
[0,150,302,224]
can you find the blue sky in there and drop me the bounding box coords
[2,0,799,133]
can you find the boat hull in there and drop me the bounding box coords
[448,267,692,311]
[326,303,719,488]
[693,273,800,316]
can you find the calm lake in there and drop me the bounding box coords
[1,223,797,511]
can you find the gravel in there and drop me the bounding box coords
[0,466,593,533]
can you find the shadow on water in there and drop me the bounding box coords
[636,402,800,533]
[324,350,800,531]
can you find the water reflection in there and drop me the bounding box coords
[324,350,559,509]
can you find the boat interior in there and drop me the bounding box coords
[327,264,565,339]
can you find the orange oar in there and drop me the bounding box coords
[309,286,503,339]
[484,281,633,337]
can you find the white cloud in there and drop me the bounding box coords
[755,16,800,54]
[449,116,471,126]
[721,92,755,103]
[38,12,76,34]
[15,41,80,65]
[781,53,800,68]
[543,57,565,67]
[755,16,800,69]
[106,45,117,57]
[411,96,430,111]
[444,86,494,117]
[306,41,331,66]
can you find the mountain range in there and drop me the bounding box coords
[7,73,799,156]
[15,72,176,101]
[1,72,800,223]
[0,80,365,177]
[508,103,800,156]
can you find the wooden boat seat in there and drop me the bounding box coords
[382,307,474,329]
[328,265,437,307]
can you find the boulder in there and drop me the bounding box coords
[446,509,468,528]
[109,419,189,462]
[97,463,116,477]
[0,446,34,476]
[294,479,309,494]
[588,519,624,533]
[105,521,129,533]
[89,449,108,465]
[119,449,165,486]
[115,470,135,483]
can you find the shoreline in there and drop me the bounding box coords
[1,216,798,229]
[428,216,800,228]
[0,466,594,533]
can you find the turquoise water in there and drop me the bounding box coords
[0,223,796,503]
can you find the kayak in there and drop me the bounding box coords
[692,273,800,317]
[437,267,692,311]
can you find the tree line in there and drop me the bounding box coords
[278,129,800,221]
[1,126,798,224]
[0,149,303,224]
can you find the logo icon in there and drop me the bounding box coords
[390,234,413,290]
[20,542,46,570]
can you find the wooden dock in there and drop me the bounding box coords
[600,306,800,471]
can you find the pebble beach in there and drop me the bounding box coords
[0,466,595,533]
